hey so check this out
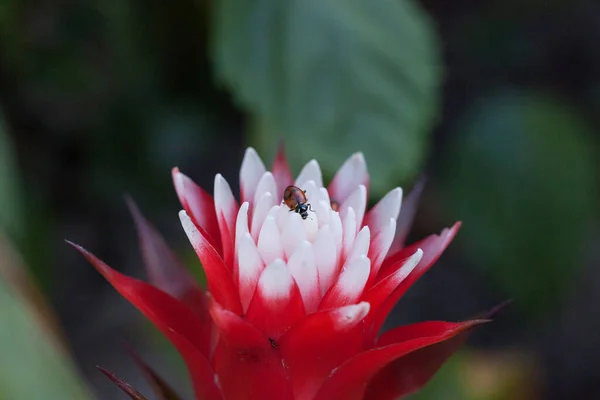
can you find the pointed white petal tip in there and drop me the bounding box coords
[251,192,275,237]
[235,202,250,232]
[178,209,189,221]
[341,185,367,224]
[385,187,404,219]
[244,147,259,158]
[389,187,403,202]
[351,152,366,164]
[179,210,199,242]
[238,232,260,266]
[254,172,277,203]
[316,200,331,225]
[395,249,423,283]
[241,147,266,171]
[319,187,331,204]
[214,173,226,195]
[413,248,424,262]
[172,169,192,196]
[259,259,292,300]
[172,167,184,184]
[257,216,284,264]
[335,302,370,326]
[215,174,229,188]
[347,225,371,260]
[295,159,323,188]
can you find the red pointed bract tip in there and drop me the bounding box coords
[70,147,492,400]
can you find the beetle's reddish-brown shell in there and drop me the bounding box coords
[283,185,308,210]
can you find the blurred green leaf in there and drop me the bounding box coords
[0,276,93,399]
[0,113,55,291]
[410,349,539,400]
[0,112,23,238]
[212,0,441,195]
[409,353,467,400]
[439,90,599,315]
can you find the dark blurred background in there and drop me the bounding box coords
[0,0,599,399]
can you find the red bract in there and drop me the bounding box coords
[70,147,493,400]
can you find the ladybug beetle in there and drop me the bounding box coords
[330,199,340,212]
[283,185,312,220]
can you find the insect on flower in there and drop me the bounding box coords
[330,199,340,212]
[282,185,313,220]
[68,146,502,400]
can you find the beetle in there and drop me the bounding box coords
[282,185,313,220]
[330,199,340,212]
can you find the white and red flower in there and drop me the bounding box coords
[70,146,493,400]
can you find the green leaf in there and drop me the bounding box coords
[408,353,467,400]
[0,276,93,399]
[0,112,23,238]
[438,90,599,315]
[212,0,441,195]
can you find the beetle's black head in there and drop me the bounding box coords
[296,203,309,220]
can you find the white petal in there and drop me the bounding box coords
[369,218,396,276]
[331,302,370,330]
[234,202,250,270]
[365,187,403,236]
[388,249,424,286]
[235,202,250,246]
[328,152,369,203]
[214,174,238,264]
[253,172,278,209]
[238,233,264,312]
[340,185,367,232]
[257,216,284,265]
[299,180,319,207]
[342,208,357,260]
[329,209,343,257]
[239,147,267,204]
[256,259,292,301]
[346,225,370,262]
[266,204,280,219]
[281,212,307,259]
[179,210,201,249]
[331,255,370,306]
[295,159,323,188]
[312,225,338,295]
[214,173,237,229]
[314,200,331,227]
[287,241,320,312]
[275,203,292,232]
[251,192,276,241]
[319,187,331,205]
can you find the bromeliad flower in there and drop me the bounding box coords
[69,147,494,400]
